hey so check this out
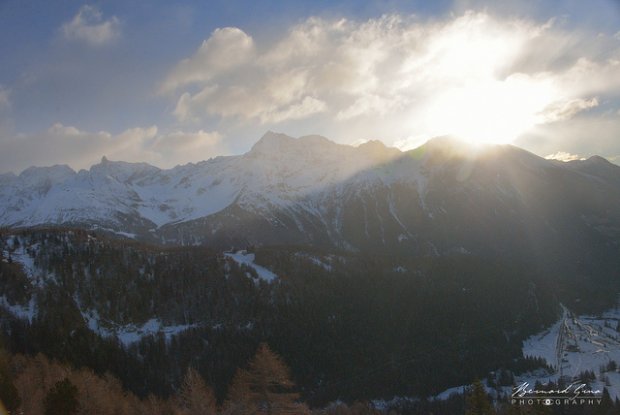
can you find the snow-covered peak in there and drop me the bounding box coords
[418,136,482,157]
[90,157,160,183]
[297,134,334,147]
[19,164,76,183]
[357,140,401,161]
[248,132,348,159]
[15,165,77,196]
[0,172,17,185]
[248,131,296,155]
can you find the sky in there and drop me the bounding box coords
[1,0,620,173]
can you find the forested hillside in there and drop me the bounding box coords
[0,228,564,408]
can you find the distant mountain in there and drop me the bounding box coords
[0,132,410,243]
[2,132,620,262]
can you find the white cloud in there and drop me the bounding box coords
[161,27,255,93]
[545,151,584,162]
[262,96,327,123]
[0,124,225,173]
[162,11,620,146]
[336,94,396,120]
[61,5,121,46]
[539,97,599,123]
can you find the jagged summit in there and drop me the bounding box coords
[357,139,387,149]
[249,131,295,154]
[248,131,344,158]
[298,134,332,146]
[18,165,76,187]
[357,139,401,160]
[89,156,161,183]
[19,164,76,178]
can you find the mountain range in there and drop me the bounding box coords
[2,131,620,261]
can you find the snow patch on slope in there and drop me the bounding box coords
[294,252,333,271]
[116,319,198,347]
[0,296,37,322]
[224,250,278,283]
[81,308,198,347]
[2,242,49,287]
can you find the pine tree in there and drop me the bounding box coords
[465,379,495,415]
[177,367,217,415]
[225,342,309,415]
[43,378,79,415]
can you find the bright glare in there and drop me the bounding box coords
[400,13,559,147]
[422,75,556,145]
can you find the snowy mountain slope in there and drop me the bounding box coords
[2,132,620,260]
[0,132,427,244]
[0,132,411,228]
[158,133,620,259]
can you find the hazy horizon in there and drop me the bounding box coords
[2,130,615,175]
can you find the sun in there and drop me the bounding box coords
[421,76,556,146]
[397,12,559,147]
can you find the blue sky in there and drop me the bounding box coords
[1,0,620,172]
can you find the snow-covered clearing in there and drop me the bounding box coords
[81,309,198,347]
[224,250,278,283]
